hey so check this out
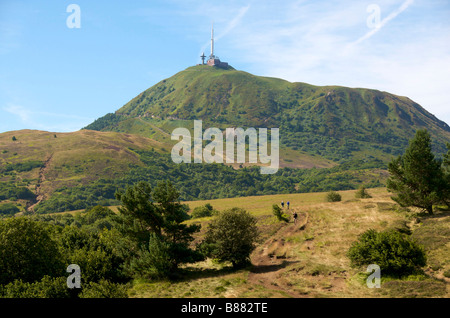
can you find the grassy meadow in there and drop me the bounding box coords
[127,187,449,298]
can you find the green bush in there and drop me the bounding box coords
[355,186,372,199]
[3,161,44,172]
[326,191,341,202]
[201,207,259,268]
[272,204,288,222]
[0,276,71,298]
[78,279,128,298]
[82,205,116,225]
[347,229,427,276]
[0,203,20,216]
[68,248,119,284]
[191,203,216,219]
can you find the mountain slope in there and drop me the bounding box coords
[0,130,165,212]
[85,65,450,162]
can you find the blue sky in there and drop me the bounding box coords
[1,0,449,133]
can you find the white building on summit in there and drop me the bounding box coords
[201,24,228,68]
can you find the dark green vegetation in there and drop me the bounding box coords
[191,203,217,219]
[0,213,128,298]
[199,208,259,268]
[272,203,289,222]
[347,229,427,276]
[387,130,449,214]
[355,186,372,199]
[0,217,63,285]
[326,191,342,202]
[114,180,202,277]
[0,181,259,298]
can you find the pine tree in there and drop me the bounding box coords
[387,129,445,214]
[114,181,202,273]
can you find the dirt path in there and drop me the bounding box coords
[27,153,53,212]
[248,210,309,297]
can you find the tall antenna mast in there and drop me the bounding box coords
[210,22,214,58]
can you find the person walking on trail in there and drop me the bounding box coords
[281,201,284,208]
[292,211,298,224]
[287,201,290,209]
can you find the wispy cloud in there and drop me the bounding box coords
[3,103,94,132]
[354,0,414,44]
[216,5,250,41]
[198,5,251,57]
[3,104,31,122]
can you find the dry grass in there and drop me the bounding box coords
[129,187,449,298]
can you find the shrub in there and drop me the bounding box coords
[82,205,116,225]
[0,203,20,216]
[68,247,119,284]
[355,186,372,199]
[272,204,288,222]
[326,191,341,202]
[347,229,427,276]
[78,279,128,298]
[201,207,259,268]
[191,203,216,219]
[1,276,71,298]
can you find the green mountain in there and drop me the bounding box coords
[1,65,449,214]
[85,65,450,163]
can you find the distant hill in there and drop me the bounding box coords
[0,130,166,213]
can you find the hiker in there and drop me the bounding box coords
[281,201,284,208]
[292,211,298,224]
[287,201,290,209]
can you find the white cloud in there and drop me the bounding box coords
[3,104,31,122]
[2,103,94,132]
[354,0,414,44]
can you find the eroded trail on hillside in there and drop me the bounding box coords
[27,153,53,212]
[248,210,309,298]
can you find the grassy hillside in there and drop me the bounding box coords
[85,65,450,162]
[129,187,450,298]
[0,130,163,212]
